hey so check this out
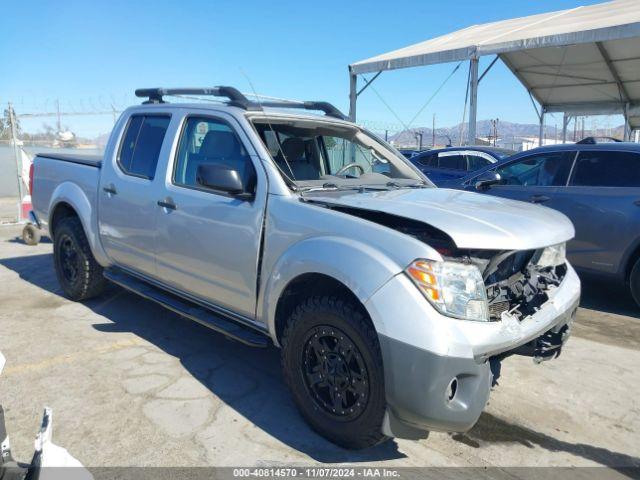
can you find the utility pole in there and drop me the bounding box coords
[8,103,24,222]
[56,99,62,132]
[432,114,436,147]
[415,131,423,151]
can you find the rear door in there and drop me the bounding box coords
[434,151,467,182]
[551,149,640,275]
[465,151,494,173]
[98,113,171,277]
[154,112,267,319]
[482,150,576,205]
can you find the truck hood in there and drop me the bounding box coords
[305,188,574,250]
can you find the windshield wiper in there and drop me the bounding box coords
[385,181,429,189]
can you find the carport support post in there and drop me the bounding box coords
[348,70,357,122]
[623,102,630,141]
[468,57,479,146]
[538,108,546,147]
[561,113,570,144]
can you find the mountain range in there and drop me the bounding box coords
[388,119,625,147]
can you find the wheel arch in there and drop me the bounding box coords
[48,182,110,266]
[261,236,402,346]
[622,237,640,284]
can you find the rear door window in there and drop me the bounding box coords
[118,114,171,179]
[571,151,640,187]
[416,153,437,167]
[496,151,574,186]
[438,153,464,170]
[466,154,492,171]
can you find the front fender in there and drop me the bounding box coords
[260,235,403,345]
[48,182,110,266]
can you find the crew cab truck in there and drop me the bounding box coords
[31,87,580,449]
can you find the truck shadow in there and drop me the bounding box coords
[0,253,403,463]
[453,412,640,473]
[3,252,639,468]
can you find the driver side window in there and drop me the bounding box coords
[495,152,574,187]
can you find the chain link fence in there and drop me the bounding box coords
[0,102,122,223]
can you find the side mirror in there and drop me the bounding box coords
[475,171,502,191]
[196,164,255,200]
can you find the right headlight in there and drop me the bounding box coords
[537,242,566,268]
[405,259,489,322]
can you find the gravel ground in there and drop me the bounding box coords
[0,224,638,477]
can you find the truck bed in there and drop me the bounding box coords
[32,154,103,240]
[36,153,102,168]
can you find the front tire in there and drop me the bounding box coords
[53,217,106,301]
[281,295,388,449]
[630,258,640,308]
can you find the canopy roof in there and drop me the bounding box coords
[350,0,640,128]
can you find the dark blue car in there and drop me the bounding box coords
[442,143,640,307]
[410,146,514,185]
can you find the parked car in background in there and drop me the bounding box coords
[398,148,422,159]
[410,146,514,185]
[445,143,640,307]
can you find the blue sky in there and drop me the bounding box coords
[0,0,611,138]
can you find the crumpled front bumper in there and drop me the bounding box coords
[364,263,581,438]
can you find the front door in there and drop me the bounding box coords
[154,113,266,319]
[482,150,576,208]
[98,113,171,277]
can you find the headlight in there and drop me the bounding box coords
[406,259,489,322]
[537,242,566,268]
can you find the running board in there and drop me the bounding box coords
[104,269,270,348]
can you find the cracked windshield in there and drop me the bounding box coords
[252,119,427,190]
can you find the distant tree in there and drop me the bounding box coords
[0,107,22,140]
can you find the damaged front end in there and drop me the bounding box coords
[326,206,574,359]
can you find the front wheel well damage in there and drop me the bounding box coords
[274,273,373,345]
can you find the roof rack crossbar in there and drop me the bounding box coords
[134,87,261,110]
[257,100,347,120]
[134,87,347,119]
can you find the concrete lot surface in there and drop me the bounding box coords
[0,224,638,474]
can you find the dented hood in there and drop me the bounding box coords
[306,188,575,250]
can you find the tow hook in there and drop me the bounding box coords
[532,324,569,363]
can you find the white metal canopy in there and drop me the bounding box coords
[348,0,640,142]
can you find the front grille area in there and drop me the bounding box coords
[484,250,566,321]
[489,300,510,319]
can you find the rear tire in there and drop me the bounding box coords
[281,295,388,449]
[630,258,640,308]
[22,224,41,246]
[53,217,106,301]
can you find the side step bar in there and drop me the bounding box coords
[104,269,270,348]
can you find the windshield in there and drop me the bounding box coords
[251,118,428,190]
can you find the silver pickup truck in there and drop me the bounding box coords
[31,87,580,449]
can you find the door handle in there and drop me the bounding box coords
[530,194,550,204]
[634,200,640,207]
[103,184,117,195]
[157,200,177,210]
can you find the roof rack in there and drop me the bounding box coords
[134,87,260,110]
[134,87,347,120]
[258,100,347,120]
